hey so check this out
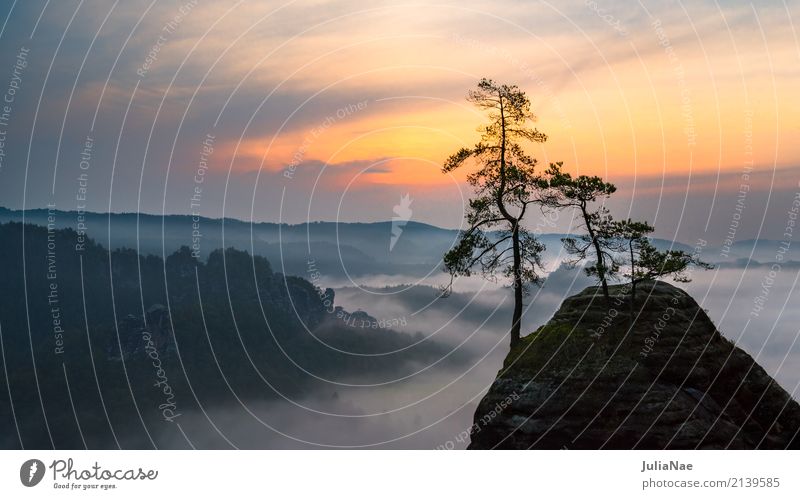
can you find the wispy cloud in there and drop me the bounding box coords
[0,0,797,243]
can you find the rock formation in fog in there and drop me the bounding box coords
[469,281,800,449]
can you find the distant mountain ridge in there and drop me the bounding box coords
[2,207,794,280]
[0,206,458,278]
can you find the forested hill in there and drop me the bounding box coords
[4,206,794,281]
[0,222,454,449]
[0,206,462,278]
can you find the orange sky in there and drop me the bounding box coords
[6,0,799,232]
[187,0,800,189]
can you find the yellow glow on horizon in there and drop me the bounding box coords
[192,1,800,188]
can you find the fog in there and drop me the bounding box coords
[682,266,800,394]
[157,260,800,449]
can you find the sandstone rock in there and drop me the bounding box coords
[469,281,800,449]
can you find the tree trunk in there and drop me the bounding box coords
[582,205,609,302]
[629,242,635,327]
[496,92,522,348]
[510,224,523,347]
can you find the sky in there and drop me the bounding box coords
[0,0,798,243]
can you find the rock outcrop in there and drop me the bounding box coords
[469,281,800,449]
[108,304,176,360]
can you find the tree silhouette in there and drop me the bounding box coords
[442,79,548,347]
[625,237,713,296]
[608,218,654,322]
[543,162,618,301]
[612,218,654,303]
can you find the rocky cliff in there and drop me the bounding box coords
[469,281,800,449]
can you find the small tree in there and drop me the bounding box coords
[625,238,713,297]
[544,162,618,301]
[612,218,654,302]
[442,79,548,348]
[610,218,654,322]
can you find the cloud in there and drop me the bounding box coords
[1,0,799,243]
